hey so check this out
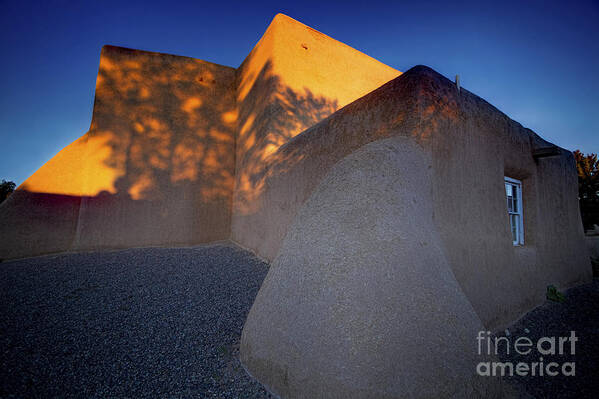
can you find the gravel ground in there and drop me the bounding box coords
[0,243,272,398]
[1,244,596,398]
[498,278,599,398]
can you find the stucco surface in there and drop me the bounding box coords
[232,65,591,329]
[425,72,591,328]
[241,137,507,398]
[231,13,400,223]
[0,46,237,259]
[0,14,400,260]
[239,64,590,397]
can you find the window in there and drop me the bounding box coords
[505,177,524,245]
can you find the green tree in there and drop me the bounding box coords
[0,180,16,204]
[574,150,599,230]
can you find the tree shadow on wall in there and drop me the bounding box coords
[71,46,240,248]
[92,46,237,204]
[234,59,339,213]
[2,47,344,257]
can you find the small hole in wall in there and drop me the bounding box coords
[199,77,203,82]
[301,43,308,50]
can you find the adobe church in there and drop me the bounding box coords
[0,14,591,398]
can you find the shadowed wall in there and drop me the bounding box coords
[241,136,507,398]
[239,66,592,398]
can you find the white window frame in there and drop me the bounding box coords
[505,177,524,246]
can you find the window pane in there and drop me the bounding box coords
[511,214,519,243]
[505,177,523,245]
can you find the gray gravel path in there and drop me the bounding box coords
[0,243,272,398]
[498,278,599,399]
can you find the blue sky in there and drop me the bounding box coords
[1,0,597,185]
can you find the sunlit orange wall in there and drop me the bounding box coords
[1,14,401,259]
[233,14,400,215]
[3,46,238,257]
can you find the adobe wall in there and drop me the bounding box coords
[231,14,400,253]
[237,66,591,326]
[241,137,508,398]
[0,46,237,259]
[240,66,592,396]
[425,69,591,328]
[0,13,401,261]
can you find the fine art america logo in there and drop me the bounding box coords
[476,330,577,377]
